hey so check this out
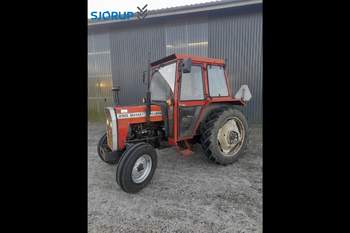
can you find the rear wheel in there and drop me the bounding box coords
[200,108,248,165]
[116,143,157,193]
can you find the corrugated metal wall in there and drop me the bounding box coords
[88,8,262,123]
[88,33,113,120]
[109,24,165,105]
[165,20,208,56]
[209,12,262,123]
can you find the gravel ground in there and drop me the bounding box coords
[88,122,262,233]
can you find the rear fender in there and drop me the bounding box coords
[194,102,244,135]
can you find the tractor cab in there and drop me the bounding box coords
[148,54,248,145]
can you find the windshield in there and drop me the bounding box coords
[150,62,176,101]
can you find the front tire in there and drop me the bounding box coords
[116,143,157,193]
[97,133,121,164]
[200,108,248,165]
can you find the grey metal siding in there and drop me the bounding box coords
[109,24,165,105]
[88,33,113,120]
[165,19,208,56]
[209,12,262,123]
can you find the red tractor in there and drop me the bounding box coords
[97,54,252,193]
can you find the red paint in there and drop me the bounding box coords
[114,105,162,150]
[176,54,224,65]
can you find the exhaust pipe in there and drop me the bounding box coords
[112,86,120,106]
[145,53,151,123]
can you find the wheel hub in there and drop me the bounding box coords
[137,163,144,172]
[228,131,239,144]
[217,118,245,156]
[131,154,152,184]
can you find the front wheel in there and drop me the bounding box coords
[116,143,157,193]
[97,133,122,164]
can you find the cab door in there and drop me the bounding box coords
[150,61,177,144]
[176,63,206,140]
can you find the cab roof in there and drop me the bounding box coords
[150,54,225,67]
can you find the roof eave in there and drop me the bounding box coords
[88,0,262,27]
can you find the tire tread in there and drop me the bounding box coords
[200,107,248,165]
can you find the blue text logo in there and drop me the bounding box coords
[90,11,134,20]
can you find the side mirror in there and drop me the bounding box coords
[182,58,192,73]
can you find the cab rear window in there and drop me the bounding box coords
[207,65,228,97]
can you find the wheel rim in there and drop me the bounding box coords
[99,136,110,160]
[131,154,152,184]
[99,146,105,157]
[217,117,245,156]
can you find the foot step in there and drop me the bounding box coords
[179,148,193,157]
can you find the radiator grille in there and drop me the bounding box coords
[105,108,114,150]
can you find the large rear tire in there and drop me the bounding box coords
[200,108,248,165]
[116,143,157,193]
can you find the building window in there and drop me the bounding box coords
[165,21,208,57]
[180,65,204,100]
[207,65,228,97]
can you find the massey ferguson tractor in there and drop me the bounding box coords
[97,54,252,193]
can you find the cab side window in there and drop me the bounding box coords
[180,65,204,100]
[207,65,228,97]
